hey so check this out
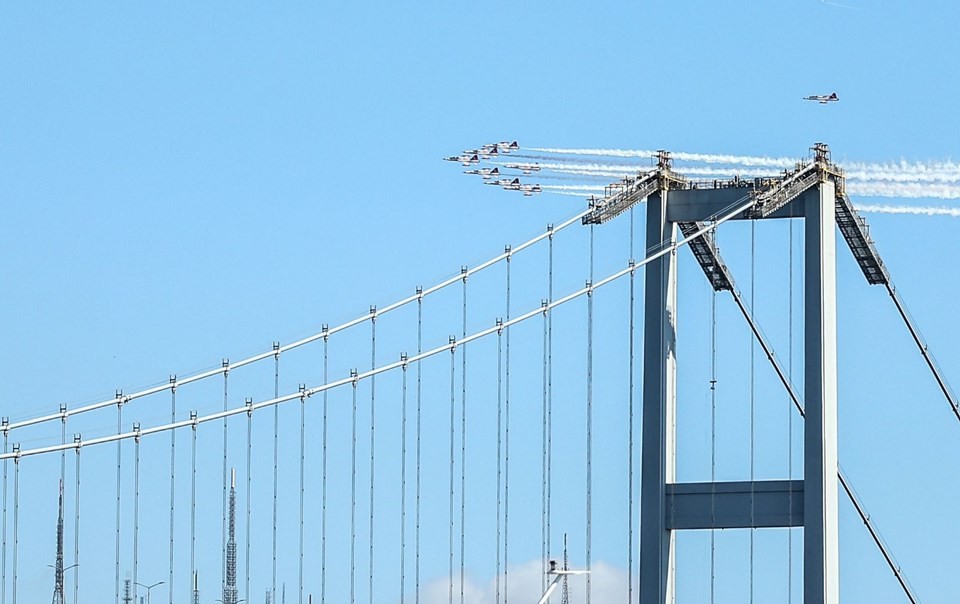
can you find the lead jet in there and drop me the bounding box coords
[496,141,520,153]
[444,153,480,166]
[465,166,500,179]
[803,92,839,104]
[505,163,540,174]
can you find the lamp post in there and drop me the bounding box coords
[135,581,165,604]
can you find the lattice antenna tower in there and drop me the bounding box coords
[123,579,133,604]
[560,534,569,604]
[51,479,66,604]
[192,571,200,604]
[222,469,239,604]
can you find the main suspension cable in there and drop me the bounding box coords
[6,200,762,462]
[6,212,592,436]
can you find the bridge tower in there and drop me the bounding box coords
[600,145,846,603]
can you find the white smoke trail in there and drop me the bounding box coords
[846,182,960,199]
[527,147,960,181]
[528,147,799,168]
[541,184,606,192]
[856,204,960,217]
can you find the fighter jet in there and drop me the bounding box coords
[444,153,480,166]
[485,177,520,189]
[464,166,500,179]
[518,183,542,197]
[496,141,520,153]
[803,92,839,104]
[505,163,540,174]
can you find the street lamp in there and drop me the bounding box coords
[135,581,165,604]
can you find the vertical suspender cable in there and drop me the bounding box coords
[547,225,554,585]
[415,289,424,604]
[628,208,637,602]
[246,399,253,603]
[133,423,141,597]
[191,411,198,604]
[170,378,177,604]
[400,353,409,603]
[710,284,718,603]
[350,369,359,604]
[222,359,230,594]
[496,318,504,604]
[541,295,548,592]
[273,343,281,604]
[787,218,795,603]
[460,268,468,604]
[299,383,307,604]
[74,434,81,604]
[749,221,756,603]
[115,395,123,604]
[585,224,594,604]
[504,247,512,604]
[369,310,377,604]
[321,325,330,604]
[448,335,456,604]
[10,449,17,604]
[1,420,7,604]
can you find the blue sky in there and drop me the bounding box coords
[1,1,959,603]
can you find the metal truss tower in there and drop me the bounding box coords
[223,469,239,604]
[51,480,66,604]
[583,144,873,604]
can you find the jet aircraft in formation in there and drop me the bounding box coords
[448,141,539,195]
[804,92,839,104]
[485,177,541,196]
[505,163,540,174]
[444,153,480,166]
[464,166,500,179]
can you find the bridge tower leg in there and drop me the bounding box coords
[639,188,678,602]
[803,179,840,603]
[637,180,839,603]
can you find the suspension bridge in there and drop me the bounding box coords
[1,143,957,604]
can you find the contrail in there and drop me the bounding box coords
[856,204,960,217]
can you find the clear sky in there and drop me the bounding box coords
[1,1,958,603]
